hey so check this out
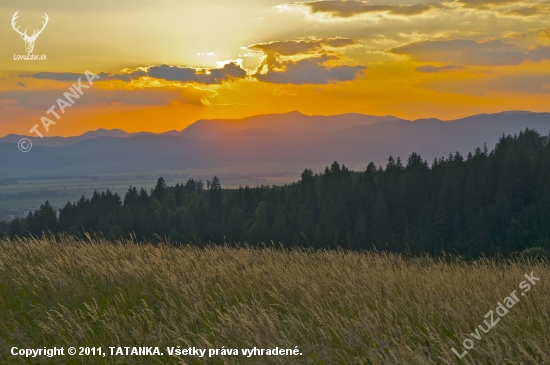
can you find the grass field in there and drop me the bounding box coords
[0,236,548,364]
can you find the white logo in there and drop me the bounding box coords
[11,11,49,54]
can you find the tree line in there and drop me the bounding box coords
[2,129,550,257]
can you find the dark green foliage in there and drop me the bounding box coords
[518,246,548,258]
[8,129,550,258]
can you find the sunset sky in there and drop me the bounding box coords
[1,0,550,137]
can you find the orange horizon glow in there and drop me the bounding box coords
[2,0,550,137]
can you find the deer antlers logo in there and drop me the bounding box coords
[11,11,49,54]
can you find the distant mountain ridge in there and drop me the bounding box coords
[173,112,404,140]
[0,111,549,176]
[0,112,402,147]
[0,128,154,147]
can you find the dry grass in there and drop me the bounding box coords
[0,235,549,364]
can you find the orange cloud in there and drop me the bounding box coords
[504,31,528,39]
[537,29,550,42]
[0,88,205,109]
[418,72,550,95]
[179,86,217,106]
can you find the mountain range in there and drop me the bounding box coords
[0,111,549,176]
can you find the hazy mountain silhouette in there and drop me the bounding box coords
[0,128,154,147]
[0,111,548,175]
[175,111,403,140]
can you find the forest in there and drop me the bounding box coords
[2,129,550,258]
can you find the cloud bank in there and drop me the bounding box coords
[415,65,463,72]
[290,1,432,18]
[248,37,356,56]
[455,0,522,8]
[255,55,367,84]
[390,39,550,65]
[27,64,247,85]
[148,63,246,84]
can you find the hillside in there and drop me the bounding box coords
[1,111,549,176]
[4,129,550,258]
[0,236,548,364]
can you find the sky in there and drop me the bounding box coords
[1,0,550,137]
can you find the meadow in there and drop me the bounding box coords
[0,235,548,364]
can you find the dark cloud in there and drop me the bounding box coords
[506,5,546,16]
[389,39,550,66]
[16,81,26,87]
[528,45,550,62]
[26,64,247,85]
[147,66,200,82]
[455,0,522,9]
[249,37,356,56]
[255,55,367,85]
[202,63,247,83]
[28,72,86,82]
[390,4,433,15]
[105,71,147,82]
[27,71,145,82]
[147,63,246,84]
[415,65,463,72]
[18,53,368,88]
[294,1,432,18]
[325,38,356,47]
